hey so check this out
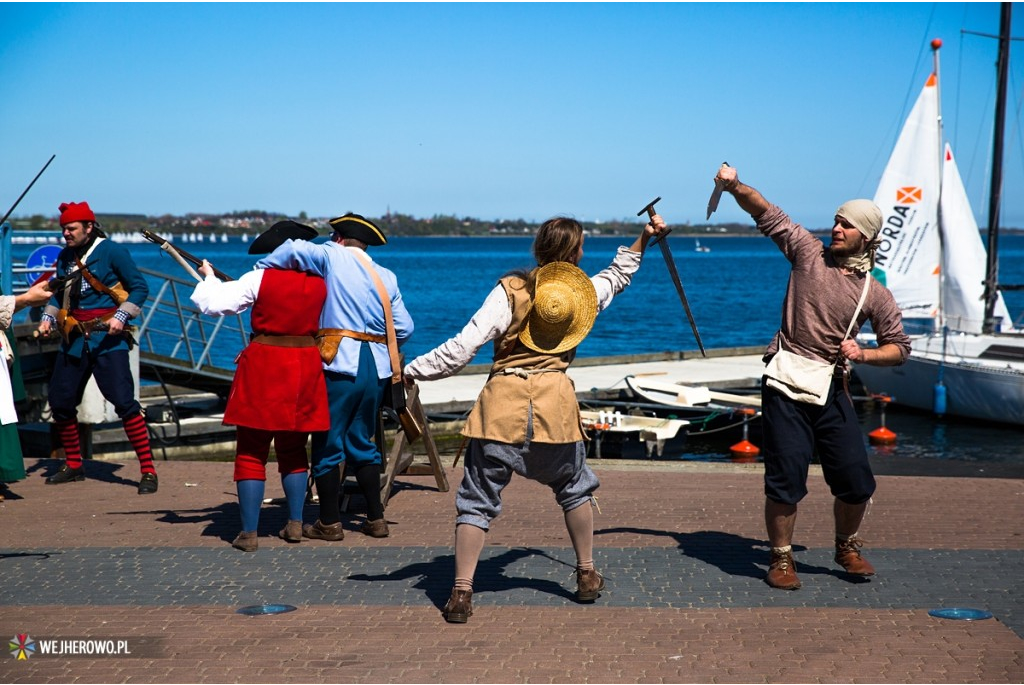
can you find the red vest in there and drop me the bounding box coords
[224,269,329,431]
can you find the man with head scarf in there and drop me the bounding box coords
[256,213,413,541]
[715,166,911,591]
[37,201,159,494]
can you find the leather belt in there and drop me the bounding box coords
[251,334,317,348]
[316,328,386,344]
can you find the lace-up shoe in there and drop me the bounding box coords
[835,536,876,576]
[575,568,605,602]
[767,549,801,590]
[442,588,473,624]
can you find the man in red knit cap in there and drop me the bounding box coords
[37,201,158,494]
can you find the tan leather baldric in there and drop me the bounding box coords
[461,275,585,445]
[349,250,422,442]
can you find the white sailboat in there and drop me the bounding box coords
[694,238,711,253]
[854,19,1024,427]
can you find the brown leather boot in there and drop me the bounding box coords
[835,536,876,576]
[279,520,303,543]
[442,588,473,624]
[302,520,344,541]
[766,549,801,590]
[360,518,390,538]
[232,531,258,552]
[575,568,605,602]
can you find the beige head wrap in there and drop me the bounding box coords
[834,199,883,272]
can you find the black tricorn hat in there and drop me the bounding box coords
[248,220,319,255]
[328,212,387,246]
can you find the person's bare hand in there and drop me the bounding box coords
[840,338,864,362]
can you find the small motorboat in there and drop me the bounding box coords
[579,410,689,459]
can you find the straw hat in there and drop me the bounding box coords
[519,262,598,354]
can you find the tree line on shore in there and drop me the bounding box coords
[10,209,1021,237]
[7,209,761,237]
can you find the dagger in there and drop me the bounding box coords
[706,162,730,220]
[637,197,706,357]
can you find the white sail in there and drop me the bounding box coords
[870,73,942,326]
[939,143,1014,333]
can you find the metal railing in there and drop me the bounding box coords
[2,223,247,396]
[135,267,247,395]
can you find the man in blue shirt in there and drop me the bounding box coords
[38,201,158,494]
[258,213,413,540]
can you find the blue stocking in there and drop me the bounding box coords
[281,471,307,522]
[237,479,265,533]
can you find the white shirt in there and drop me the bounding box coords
[190,269,264,316]
[405,246,642,381]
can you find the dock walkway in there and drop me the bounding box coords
[1,458,1021,683]
[415,349,767,411]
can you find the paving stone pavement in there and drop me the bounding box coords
[0,458,1021,684]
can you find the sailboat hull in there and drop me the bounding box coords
[854,333,1024,426]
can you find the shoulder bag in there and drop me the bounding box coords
[764,275,871,406]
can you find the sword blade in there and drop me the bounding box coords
[657,237,706,357]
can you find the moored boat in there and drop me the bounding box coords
[579,409,688,459]
[854,11,1024,427]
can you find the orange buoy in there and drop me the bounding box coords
[868,394,898,445]
[730,407,760,462]
[868,426,897,445]
[729,439,760,462]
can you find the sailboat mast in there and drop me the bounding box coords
[933,39,945,331]
[982,2,1012,333]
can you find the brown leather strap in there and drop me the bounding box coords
[252,334,317,348]
[315,328,386,344]
[350,251,402,383]
[75,257,129,306]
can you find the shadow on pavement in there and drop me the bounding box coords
[348,546,578,608]
[34,458,140,489]
[595,527,866,584]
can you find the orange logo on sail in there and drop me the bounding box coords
[896,187,922,204]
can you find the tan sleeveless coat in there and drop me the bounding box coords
[461,275,586,444]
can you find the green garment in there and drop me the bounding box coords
[1,328,27,481]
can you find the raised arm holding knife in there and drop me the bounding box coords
[714,162,910,592]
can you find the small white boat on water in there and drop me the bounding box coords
[579,409,689,459]
[625,376,762,409]
[694,238,711,253]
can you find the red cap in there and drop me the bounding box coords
[59,201,96,226]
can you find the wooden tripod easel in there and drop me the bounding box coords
[379,382,449,508]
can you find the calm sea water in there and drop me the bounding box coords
[36,232,1015,361]
[10,233,1024,469]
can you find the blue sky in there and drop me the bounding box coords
[2,2,1023,229]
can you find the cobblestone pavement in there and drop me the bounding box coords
[1,458,1021,683]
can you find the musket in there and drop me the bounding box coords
[637,197,707,357]
[141,230,234,282]
[0,154,56,228]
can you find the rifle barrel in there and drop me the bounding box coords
[142,230,234,281]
